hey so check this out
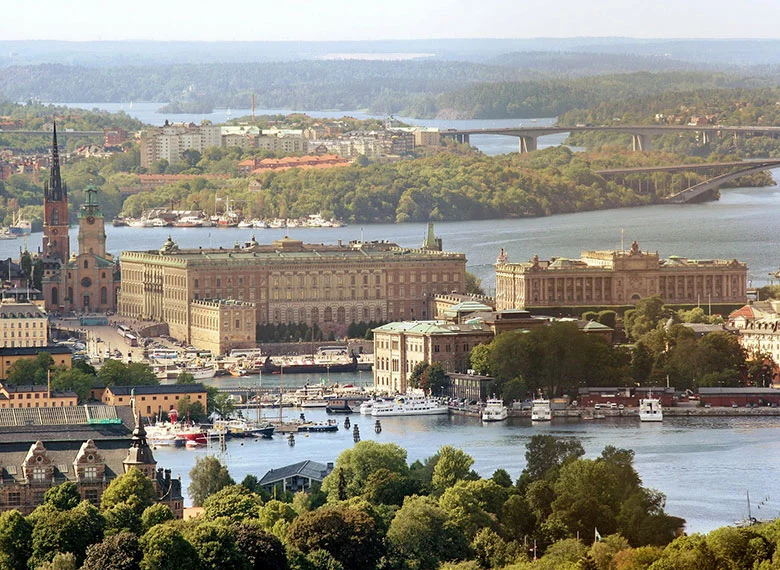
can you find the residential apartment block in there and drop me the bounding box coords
[140,124,222,168]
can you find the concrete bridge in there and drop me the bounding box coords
[662,159,780,203]
[441,125,780,154]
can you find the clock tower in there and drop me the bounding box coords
[78,185,107,257]
[43,123,70,262]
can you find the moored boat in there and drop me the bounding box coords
[531,399,552,421]
[371,393,448,417]
[264,354,359,374]
[482,397,509,422]
[9,213,31,236]
[639,396,663,422]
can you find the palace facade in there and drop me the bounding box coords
[118,229,466,349]
[495,241,747,310]
[40,125,121,313]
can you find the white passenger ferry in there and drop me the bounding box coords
[371,393,448,417]
[531,399,552,421]
[481,398,509,422]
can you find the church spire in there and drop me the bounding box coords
[47,122,65,201]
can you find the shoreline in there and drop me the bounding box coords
[450,406,780,419]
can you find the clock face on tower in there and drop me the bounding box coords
[86,216,95,225]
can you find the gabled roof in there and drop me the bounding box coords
[729,305,758,320]
[259,460,332,486]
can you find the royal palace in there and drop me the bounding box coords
[118,227,466,352]
[495,241,748,310]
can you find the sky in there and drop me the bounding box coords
[3,0,780,41]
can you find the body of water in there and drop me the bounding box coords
[155,370,780,535]
[5,176,780,291]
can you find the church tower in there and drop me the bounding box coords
[78,185,106,257]
[123,410,157,478]
[43,123,70,262]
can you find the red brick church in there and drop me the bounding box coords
[41,124,120,312]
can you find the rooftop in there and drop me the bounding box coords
[259,460,333,486]
[106,384,207,396]
[373,320,491,335]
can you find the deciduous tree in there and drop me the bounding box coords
[189,455,234,507]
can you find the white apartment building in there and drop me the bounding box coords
[140,124,222,168]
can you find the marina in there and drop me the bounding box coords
[148,394,780,535]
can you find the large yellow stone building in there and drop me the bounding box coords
[0,300,49,348]
[118,230,466,348]
[372,321,493,393]
[495,241,747,310]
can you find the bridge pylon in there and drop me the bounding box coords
[631,134,651,152]
[519,135,537,154]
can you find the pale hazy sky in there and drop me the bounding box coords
[3,0,779,41]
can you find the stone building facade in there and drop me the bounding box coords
[118,231,466,349]
[495,241,747,310]
[0,300,49,348]
[372,320,493,393]
[189,298,257,355]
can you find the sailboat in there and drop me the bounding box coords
[735,491,769,527]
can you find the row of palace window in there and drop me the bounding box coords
[1,321,44,328]
[0,340,47,348]
[3,330,44,337]
[271,306,383,324]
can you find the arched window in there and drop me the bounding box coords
[83,260,88,269]
[324,307,333,322]
[51,287,59,306]
[52,208,59,226]
[311,307,319,323]
[375,307,382,321]
[286,308,293,323]
[100,287,107,305]
[336,307,345,323]
[298,308,306,323]
[68,287,73,302]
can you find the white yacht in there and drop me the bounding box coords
[371,394,449,417]
[639,396,663,422]
[482,398,508,422]
[531,399,552,421]
[359,399,375,415]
